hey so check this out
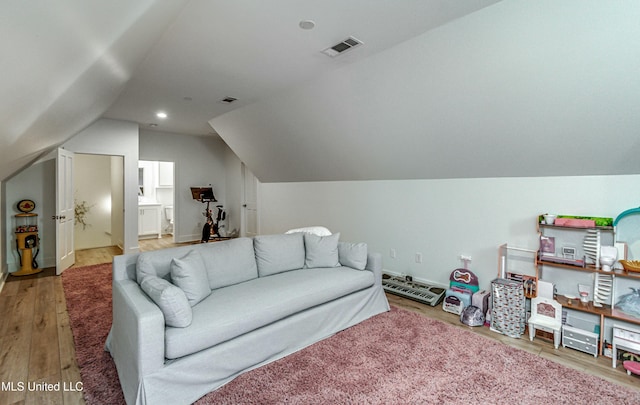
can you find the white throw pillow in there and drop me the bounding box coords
[304,232,340,268]
[140,276,193,328]
[285,226,332,236]
[338,242,368,270]
[170,250,212,306]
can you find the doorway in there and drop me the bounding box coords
[138,160,175,242]
[73,154,125,251]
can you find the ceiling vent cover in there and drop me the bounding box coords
[220,96,237,104]
[322,36,363,57]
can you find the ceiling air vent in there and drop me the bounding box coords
[220,96,237,104]
[321,36,363,57]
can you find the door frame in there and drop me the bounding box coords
[241,163,258,238]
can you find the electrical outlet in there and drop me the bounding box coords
[415,252,423,263]
[390,248,396,259]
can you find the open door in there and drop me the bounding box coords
[56,148,75,274]
[241,163,258,238]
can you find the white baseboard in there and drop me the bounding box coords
[382,268,447,289]
[176,234,201,244]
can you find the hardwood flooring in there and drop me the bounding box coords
[0,236,637,405]
[0,268,82,405]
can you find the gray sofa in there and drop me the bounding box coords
[105,232,389,405]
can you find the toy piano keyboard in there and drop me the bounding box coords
[382,274,446,306]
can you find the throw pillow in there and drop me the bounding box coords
[170,249,212,306]
[304,232,340,268]
[285,226,332,236]
[338,241,368,270]
[254,233,306,276]
[137,251,172,283]
[140,276,192,328]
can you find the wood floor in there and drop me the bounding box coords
[1,236,637,405]
[0,237,197,405]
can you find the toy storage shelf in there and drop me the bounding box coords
[536,259,640,280]
[535,214,640,359]
[539,223,614,231]
[537,220,615,270]
[540,252,640,321]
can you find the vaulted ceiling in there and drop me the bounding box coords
[2,0,640,183]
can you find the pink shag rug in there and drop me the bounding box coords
[62,263,125,404]
[63,263,640,405]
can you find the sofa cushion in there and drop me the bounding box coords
[304,232,340,268]
[254,233,305,276]
[198,237,258,290]
[170,250,211,306]
[338,241,368,270]
[140,276,192,328]
[164,267,374,359]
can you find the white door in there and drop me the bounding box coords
[56,148,75,274]
[242,163,258,238]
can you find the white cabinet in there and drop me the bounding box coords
[158,161,174,187]
[139,204,161,238]
[563,325,598,357]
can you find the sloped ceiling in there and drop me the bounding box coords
[0,0,189,181]
[4,1,639,184]
[210,0,640,182]
[103,0,500,135]
[1,0,501,182]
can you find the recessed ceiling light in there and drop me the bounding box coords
[299,20,315,30]
[156,111,167,119]
[148,123,158,127]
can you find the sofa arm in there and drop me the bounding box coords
[109,279,165,402]
[365,252,383,286]
[113,253,138,282]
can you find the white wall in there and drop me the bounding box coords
[259,174,640,291]
[139,130,231,242]
[4,159,56,272]
[74,154,114,250]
